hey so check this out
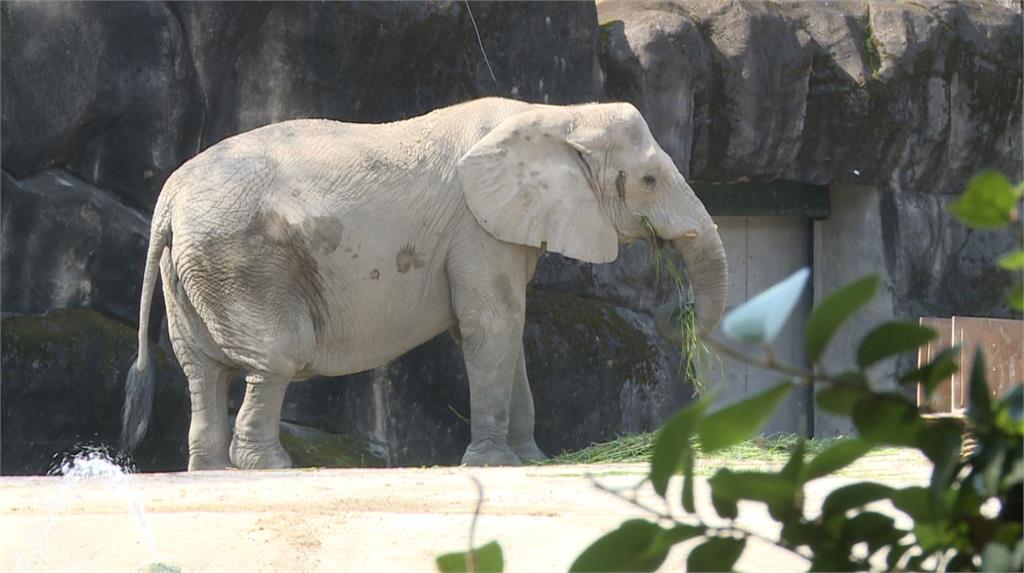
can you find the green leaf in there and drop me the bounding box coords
[821,482,894,517]
[801,438,873,482]
[995,385,1024,435]
[945,553,975,572]
[979,442,1008,497]
[982,542,1013,572]
[999,250,1024,270]
[852,393,922,447]
[916,419,962,494]
[437,541,504,573]
[780,520,826,548]
[889,486,938,523]
[650,395,712,498]
[808,545,860,572]
[921,421,958,497]
[1009,283,1024,312]
[815,377,870,416]
[805,275,879,362]
[1001,458,1024,490]
[681,446,696,513]
[686,537,746,573]
[967,349,993,429]
[780,438,806,483]
[722,268,810,344]
[841,511,899,554]
[709,469,798,520]
[658,524,706,549]
[1011,538,1024,571]
[856,322,937,369]
[698,382,793,453]
[710,489,739,520]
[886,543,913,571]
[898,346,959,397]
[570,520,698,573]
[947,171,1018,229]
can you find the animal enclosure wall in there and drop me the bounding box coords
[704,217,813,435]
[2,1,1021,472]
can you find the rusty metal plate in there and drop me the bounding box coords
[952,316,1024,411]
[917,317,954,413]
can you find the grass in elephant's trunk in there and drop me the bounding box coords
[641,216,718,396]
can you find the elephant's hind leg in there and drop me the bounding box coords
[162,250,236,470]
[230,374,293,470]
[184,360,235,471]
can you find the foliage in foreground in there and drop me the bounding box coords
[437,172,1023,573]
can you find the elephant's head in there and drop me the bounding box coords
[457,102,728,332]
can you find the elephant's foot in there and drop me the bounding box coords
[187,439,231,471]
[462,438,521,466]
[188,453,232,471]
[229,436,293,470]
[510,440,548,463]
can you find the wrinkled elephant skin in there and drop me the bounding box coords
[121,97,728,470]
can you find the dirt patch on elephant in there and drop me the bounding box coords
[222,210,328,334]
[493,274,518,310]
[395,244,425,273]
[302,216,344,255]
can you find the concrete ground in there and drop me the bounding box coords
[3,452,930,572]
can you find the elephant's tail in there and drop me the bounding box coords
[120,205,172,453]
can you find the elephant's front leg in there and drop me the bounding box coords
[230,374,293,470]
[508,346,547,462]
[458,310,523,466]
[450,235,539,466]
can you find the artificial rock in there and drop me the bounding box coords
[1,0,1020,471]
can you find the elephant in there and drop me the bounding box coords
[120,97,728,470]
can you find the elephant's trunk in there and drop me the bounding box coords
[671,228,728,333]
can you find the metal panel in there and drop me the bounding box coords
[693,181,830,219]
[952,316,1024,410]
[916,317,954,413]
[702,216,812,435]
[812,185,897,438]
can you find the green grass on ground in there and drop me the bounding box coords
[541,432,913,476]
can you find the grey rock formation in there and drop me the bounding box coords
[598,0,1022,323]
[0,2,203,211]
[197,2,601,146]
[2,2,644,472]
[279,421,385,468]
[1,1,1020,471]
[1,170,154,326]
[599,0,1022,191]
[0,309,190,475]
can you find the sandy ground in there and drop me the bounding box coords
[2,453,930,573]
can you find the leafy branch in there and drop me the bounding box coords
[436,172,1024,573]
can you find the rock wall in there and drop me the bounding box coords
[2,1,1020,472]
[598,0,1021,436]
[2,1,677,473]
[598,0,1022,320]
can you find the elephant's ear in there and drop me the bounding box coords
[456,108,619,264]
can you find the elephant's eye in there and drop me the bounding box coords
[641,175,657,188]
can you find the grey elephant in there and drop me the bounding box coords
[120,97,728,470]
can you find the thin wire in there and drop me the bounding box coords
[468,476,484,573]
[464,0,498,88]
